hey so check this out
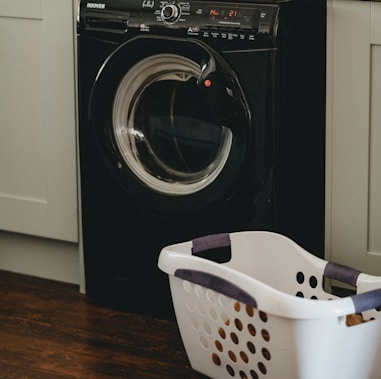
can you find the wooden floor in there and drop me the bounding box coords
[0,270,207,379]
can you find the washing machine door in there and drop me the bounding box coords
[89,36,252,213]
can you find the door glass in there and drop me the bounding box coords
[113,54,232,195]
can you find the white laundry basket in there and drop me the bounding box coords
[158,231,381,379]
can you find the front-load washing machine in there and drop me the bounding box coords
[77,0,326,319]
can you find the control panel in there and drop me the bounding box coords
[79,0,279,42]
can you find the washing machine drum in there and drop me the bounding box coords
[89,36,252,213]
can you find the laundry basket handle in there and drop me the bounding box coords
[324,262,381,312]
[324,262,361,287]
[192,233,231,253]
[175,268,257,308]
[191,233,232,263]
[350,289,381,313]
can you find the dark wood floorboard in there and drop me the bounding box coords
[0,270,208,379]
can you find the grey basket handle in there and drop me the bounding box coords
[351,289,381,313]
[174,268,257,308]
[324,262,361,287]
[324,262,381,312]
[192,233,231,253]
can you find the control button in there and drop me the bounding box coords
[161,4,181,23]
[181,3,190,12]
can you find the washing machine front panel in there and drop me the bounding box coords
[81,0,280,214]
[77,0,326,318]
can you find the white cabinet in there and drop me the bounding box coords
[0,0,78,242]
[326,0,381,274]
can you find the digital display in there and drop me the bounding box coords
[210,9,240,19]
[208,7,254,27]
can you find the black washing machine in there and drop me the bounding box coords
[77,0,326,319]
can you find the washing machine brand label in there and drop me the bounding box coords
[142,0,155,8]
[87,3,106,9]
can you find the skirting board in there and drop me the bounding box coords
[0,230,81,286]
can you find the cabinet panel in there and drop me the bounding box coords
[328,0,371,271]
[327,0,381,275]
[0,18,46,200]
[0,0,78,242]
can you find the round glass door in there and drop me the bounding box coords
[89,36,252,212]
[112,54,233,195]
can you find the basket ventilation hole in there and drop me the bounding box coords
[200,336,209,349]
[248,323,256,337]
[206,289,217,303]
[209,307,218,320]
[194,284,204,297]
[309,275,318,288]
[230,332,239,345]
[203,322,212,335]
[259,311,268,322]
[219,294,229,307]
[212,353,221,366]
[247,341,256,354]
[239,370,249,379]
[250,370,259,379]
[226,364,235,376]
[246,305,254,317]
[222,312,230,326]
[240,351,249,363]
[262,347,271,361]
[376,306,381,312]
[218,327,226,339]
[228,350,237,362]
[191,317,199,330]
[185,297,195,311]
[296,271,305,284]
[258,362,267,375]
[183,280,192,293]
[198,302,206,316]
[234,301,241,312]
[296,291,304,298]
[235,318,243,331]
[261,329,270,342]
[215,340,223,352]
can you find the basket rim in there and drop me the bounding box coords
[158,231,381,320]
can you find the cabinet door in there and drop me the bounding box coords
[326,0,381,274]
[0,0,78,242]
